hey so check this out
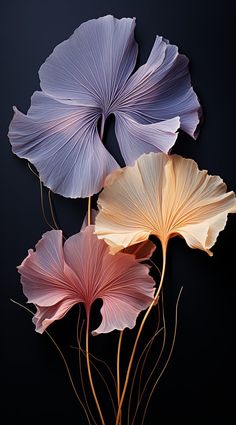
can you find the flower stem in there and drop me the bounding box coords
[10,299,92,424]
[86,318,105,425]
[100,114,105,140]
[117,331,123,424]
[141,286,183,425]
[88,196,91,225]
[115,242,168,425]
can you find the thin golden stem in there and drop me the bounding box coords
[117,331,123,424]
[10,299,91,424]
[72,344,117,391]
[141,287,183,425]
[88,197,91,226]
[127,325,164,425]
[137,262,162,402]
[86,318,105,425]
[28,162,55,231]
[48,190,60,229]
[77,319,117,418]
[137,302,161,401]
[76,313,97,425]
[131,290,166,425]
[115,242,168,425]
[40,180,55,230]
[28,162,38,178]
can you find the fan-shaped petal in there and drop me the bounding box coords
[9,92,118,198]
[9,17,202,200]
[116,36,201,138]
[33,299,78,333]
[39,15,138,110]
[18,230,78,306]
[115,113,180,164]
[64,226,155,333]
[18,226,155,333]
[95,153,236,255]
[92,294,152,335]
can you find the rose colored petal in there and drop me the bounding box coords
[63,226,155,334]
[9,92,118,198]
[123,240,156,261]
[19,225,155,334]
[95,153,236,255]
[18,230,83,332]
[115,113,180,164]
[92,295,150,335]
[39,15,138,109]
[18,230,81,306]
[33,299,78,333]
[116,36,201,138]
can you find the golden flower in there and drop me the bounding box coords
[95,153,236,256]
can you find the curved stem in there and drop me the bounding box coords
[10,299,91,424]
[88,197,91,226]
[77,314,97,425]
[128,325,164,425]
[137,263,162,402]
[77,320,117,419]
[117,331,123,424]
[131,290,166,425]
[141,286,183,425]
[100,114,105,140]
[48,190,60,230]
[86,318,105,425]
[115,242,168,425]
[137,302,161,401]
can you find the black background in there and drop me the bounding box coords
[1,1,236,424]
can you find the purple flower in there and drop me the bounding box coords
[9,15,201,198]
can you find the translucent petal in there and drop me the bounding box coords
[39,15,138,111]
[116,36,201,138]
[9,92,118,198]
[96,153,236,255]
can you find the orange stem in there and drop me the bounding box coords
[115,242,168,425]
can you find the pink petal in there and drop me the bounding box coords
[64,226,155,334]
[33,299,78,333]
[115,113,180,164]
[18,230,81,306]
[9,92,118,198]
[116,36,201,138]
[39,15,138,110]
[19,226,155,334]
[63,226,108,311]
[92,296,150,335]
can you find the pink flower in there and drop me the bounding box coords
[18,226,155,334]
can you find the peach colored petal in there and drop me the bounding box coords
[82,209,156,260]
[95,153,236,255]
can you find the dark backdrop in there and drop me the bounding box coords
[1,1,235,424]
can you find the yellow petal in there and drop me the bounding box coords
[95,153,236,255]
